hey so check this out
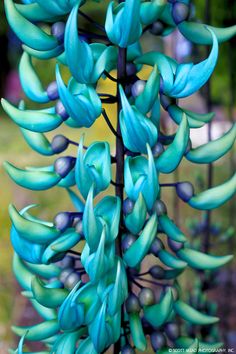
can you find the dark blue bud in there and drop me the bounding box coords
[131,80,146,97]
[165,322,180,340]
[125,294,141,313]
[149,265,165,279]
[64,272,81,289]
[172,2,190,25]
[152,142,164,157]
[152,200,167,216]
[55,100,69,120]
[51,22,66,43]
[151,332,167,351]
[139,287,155,307]
[121,344,135,354]
[59,256,75,269]
[46,81,59,101]
[150,238,164,255]
[176,182,194,202]
[126,63,137,76]
[123,198,134,215]
[54,212,72,232]
[122,233,137,252]
[51,135,69,154]
[54,156,76,178]
[168,238,183,252]
[150,21,165,35]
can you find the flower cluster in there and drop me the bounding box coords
[2,0,236,353]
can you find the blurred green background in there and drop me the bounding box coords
[0,0,235,352]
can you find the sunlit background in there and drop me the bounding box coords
[0,1,235,352]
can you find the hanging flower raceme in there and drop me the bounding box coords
[2,0,236,353]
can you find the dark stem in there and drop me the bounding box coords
[113,46,127,354]
[78,10,105,32]
[104,70,119,83]
[102,109,122,139]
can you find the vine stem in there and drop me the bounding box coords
[113,45,127,354]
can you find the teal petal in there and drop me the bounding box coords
[140,0,166,25]
[129,312,146,351]
[174,300,219,325]
[124,214,158,267]
[76,337,98,354]
[56,66,102,128]
[125,193,147,234]
[4,162,61,190]
[144,288,174,327]
[105,0,142,48]
[135,65,160,115]
[177,248,233,270]
[20,128,53,156]
[188,173,236,210]
[5,0,58,51]
[155,114,189,173]
[19,52,49,103]
[1,99,63,133]
[9,204,59,244]
[12,320,60,342]
[178,21,236,45]
[58,283,83,331]
[82,186,102,251]
[107,259,128,316]
[186,124,236,164]
[89,301,110,353]
[119,86,158,153]
[168,28,218,98]
[31,276,69,308]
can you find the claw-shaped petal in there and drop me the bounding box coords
[5,0,58,51]
[4,162,61,190]
[119,86,158,153]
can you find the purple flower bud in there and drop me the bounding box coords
[150,238,164,255]
[151,332,167,351]
[125,293,141,313]
[172,2,190,25]
[64,272,81,289]
[121,345,135,354]
[152,142,164,157]
[46,81,59,101]
[59,256,75,269]
[51,22,66,43]
[150,265,165,279]
[55,100,69,120]
[75,220,84,236]
[168,238,183,252]
[122,233,137,252]
[150,21,165,36]
[54,156,76,178]
[176,182,194,202]
[152,200,167,216]
[123,198,134,215]
[126,63,137,76]
[54,212,72,232]
[139,287,155,307]
[165,322,180,340]
[51,135,69,154]
[131,80,146,97]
